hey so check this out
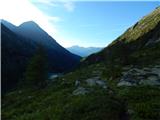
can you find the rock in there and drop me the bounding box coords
[118,66,160,87]
[75,80,80,86]
[145,37,160,46]
[27,96,32,99]
[118,72,138,87]
[86,78,97,86]
[151,68,160,77]
[127,109,135,115]
[92,70,101,75]
[139,79,160,86]
[147,75,159,81]
[73,87,89,95]
[86,77,107,89]
[143,67,151,72]
[122,68,141,76]
[48,73,61,80]
[117,81,136,87]
[154,65,160,68]
[18,90,22,94]
[95,80,107,89]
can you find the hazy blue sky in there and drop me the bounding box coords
[30,0,159,47]
[1,0,159,47]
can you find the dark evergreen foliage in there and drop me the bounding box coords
[24,46,48,88]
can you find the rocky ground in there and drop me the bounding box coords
[118,65,160,86]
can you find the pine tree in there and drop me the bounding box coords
[24,46,48,88]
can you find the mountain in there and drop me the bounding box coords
[67,45,103,57]
[1,19,17,31]
[16,21,81,70]
[82,7,160,67]
[16,21,62,48]
[1,20,81,93]
[2,7,160,120]
[1,23,37,93]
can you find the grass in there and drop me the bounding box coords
[111,7,160,45]
[2,61,160,120]
[117,86,160,120]
[2,81,127,120]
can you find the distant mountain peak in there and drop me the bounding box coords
[18,21,40,28]
[70,45,102,49]
[67,45,103,57]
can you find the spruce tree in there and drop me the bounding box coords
[24,46,48,88]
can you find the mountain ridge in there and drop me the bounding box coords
[1,20,81,93]
[67,45,103,57]
[82,7,160,66]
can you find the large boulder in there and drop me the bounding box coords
[117,66,160,86]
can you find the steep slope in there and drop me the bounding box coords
[1,19,17,31]
[1,23,37,93]
[2,20,81,71]
[1,20,81,93]
[16,21,62,49]
[82,7,160,66]
[17,21,81,71]
[67,45,103,57]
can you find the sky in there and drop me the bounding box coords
[0,0,160,47]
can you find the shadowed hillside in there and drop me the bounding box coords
[2,6,160,120]
[1,20,81,93]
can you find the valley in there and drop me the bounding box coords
[1,4,160,120]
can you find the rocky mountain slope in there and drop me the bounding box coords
[82,7,160,66]
[80,7,160,87]
[2,7,160,120]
